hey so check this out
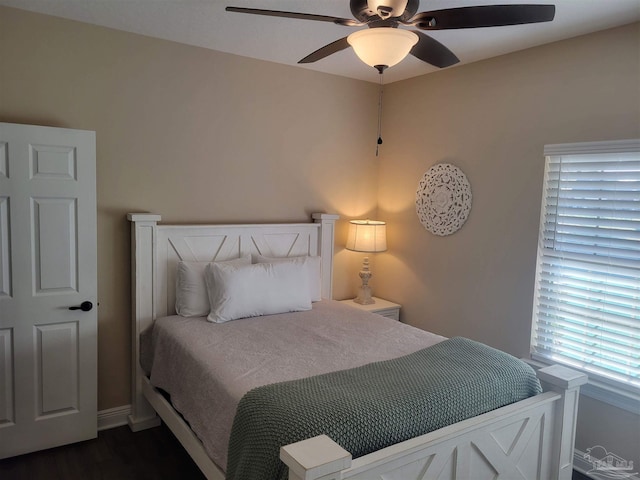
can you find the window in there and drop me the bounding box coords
[531,140,640,397]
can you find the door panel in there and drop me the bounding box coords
[30,144,77,180]
[0,142,7,177]
[31,197,78,293]
[0,122,96,459]
[0,328,13,427]
[36,321,79,416]
[0,196,9,297]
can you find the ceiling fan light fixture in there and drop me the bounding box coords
[347,28,418,69]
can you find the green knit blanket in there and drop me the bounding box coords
[226,337,542,480]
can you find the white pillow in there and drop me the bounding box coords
[253,254,322,302]
[204,261,311,323]
[175,255,251,317]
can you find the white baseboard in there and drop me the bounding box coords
[574,448,639,480]
[98,405,132,431]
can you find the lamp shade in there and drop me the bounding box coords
[347,28,418,68]
[346,220,387,253]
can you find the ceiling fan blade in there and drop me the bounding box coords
[409,5,555,30]
[298,37,351,64]
[410,31,460,68]
[225,7,361,26]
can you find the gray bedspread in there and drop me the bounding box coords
[226,337,542,480]
[141,300,445,470]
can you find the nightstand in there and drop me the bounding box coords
[339,297,401,321]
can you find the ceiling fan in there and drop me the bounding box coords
[226,0,556,72]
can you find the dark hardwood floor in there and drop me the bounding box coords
[1,422,593,479]
[573,471,593,480]
[0,423,205,480]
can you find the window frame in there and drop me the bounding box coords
[530,139,640,412]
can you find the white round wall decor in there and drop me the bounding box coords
[416,163,473,236]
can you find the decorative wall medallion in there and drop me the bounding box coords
[416,163,472,236]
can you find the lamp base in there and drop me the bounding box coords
[354,256,376,305]
[354,286,375,305]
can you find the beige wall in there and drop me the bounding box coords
[378,23,639,466]
[2,3,638,466]
[0,6,379,410]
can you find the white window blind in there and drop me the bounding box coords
[531,140,640,394]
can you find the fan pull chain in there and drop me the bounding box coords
[376,67,384,157]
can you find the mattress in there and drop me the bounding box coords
[140,299,445,470]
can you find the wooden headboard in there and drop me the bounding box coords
[126,212,339,430]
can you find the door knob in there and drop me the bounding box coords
[69,301,93,312]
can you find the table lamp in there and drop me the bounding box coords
[345,220,387,305]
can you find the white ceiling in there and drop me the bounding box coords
[3,0,639,83]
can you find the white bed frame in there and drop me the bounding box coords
[127,213,587,480]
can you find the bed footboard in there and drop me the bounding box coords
[281,365,587,480]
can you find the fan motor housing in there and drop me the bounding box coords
[351,0,419,22]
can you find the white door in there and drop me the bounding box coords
[0,122,97,458]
